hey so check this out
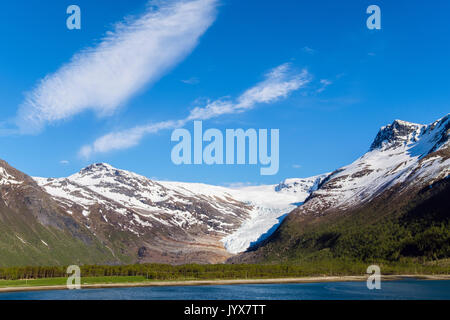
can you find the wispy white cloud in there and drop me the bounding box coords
[60,160,70,165]
[16,0,218,134]
[292,164,301,169]
[79,63,311,158]
[79,120,183,157]
[186,64,310,120]
[316,79,332,93]
[302,46,315,54]
[181,77,200,85]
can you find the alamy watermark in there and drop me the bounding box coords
[171,121,279,175]
[66,265,81,290]
[366,5,381,30]
[66,4,378,33]
[366,265,381,290]
[67,5,81,30]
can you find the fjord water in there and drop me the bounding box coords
[0,280,449,300]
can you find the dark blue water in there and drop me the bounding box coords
[0,279,449,300]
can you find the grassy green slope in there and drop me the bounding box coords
[0,203,119,267]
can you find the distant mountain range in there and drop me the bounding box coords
[0,114,448,267]
[0,160,324,266]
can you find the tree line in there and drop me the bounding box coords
[0,258,448,281]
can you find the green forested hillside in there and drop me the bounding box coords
[231,177,450,265]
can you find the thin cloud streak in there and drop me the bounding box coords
[79,63,311,158]
[316,79,332,93]
[16,0,218,134]
[181,77,200,85]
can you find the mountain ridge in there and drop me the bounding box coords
[0,114,448,266]
[228,114,450,263]
[32,162,322,264]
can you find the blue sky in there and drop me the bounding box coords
[0,0,449,185]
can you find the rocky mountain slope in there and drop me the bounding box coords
[230,114,450,263]
[0,160,117,267]
[32,164,325,265]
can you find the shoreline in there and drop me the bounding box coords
[1,274,449,293]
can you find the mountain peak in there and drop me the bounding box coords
[70,163,130,183]
[370,119,425,151]
[392,119,417,126]
[69,162,157,189]
[82,163,115,172]
[77,163,124,177]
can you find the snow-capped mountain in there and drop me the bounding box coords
[34,163,326,262]
[229,114,450,264]
[35,163,249,236]
[295,114,450,216]
[0,160,116,267]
